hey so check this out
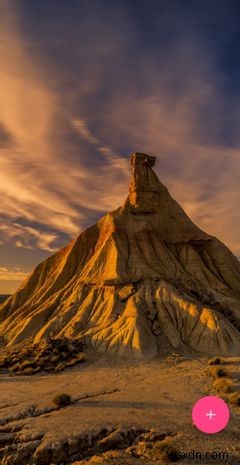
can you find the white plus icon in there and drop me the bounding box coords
[206,409,216,420]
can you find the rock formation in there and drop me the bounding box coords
[0,152,240,358]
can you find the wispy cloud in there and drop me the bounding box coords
[72,120,100,146]
[0,0,240,259]
[0,223,59,252]
[0,266,28,282]
[0,2,129,251]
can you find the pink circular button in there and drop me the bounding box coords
[192,396,230,434]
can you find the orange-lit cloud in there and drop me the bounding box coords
[0,2,129,252]
[0,265,28,294]
[0,223,59,252]
[0,267,28,282]
[0,1,240,261]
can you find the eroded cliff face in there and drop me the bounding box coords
[0,153,240,357]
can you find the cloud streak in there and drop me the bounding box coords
[0,0,240,260]
[0,267,28,282]
[0,1,129,251]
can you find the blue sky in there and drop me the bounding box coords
[1,0,240,292]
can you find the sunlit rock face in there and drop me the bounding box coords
[1,153,240,358]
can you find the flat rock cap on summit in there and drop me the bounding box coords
[130,152,156,167]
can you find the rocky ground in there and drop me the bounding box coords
[0,352,240,464]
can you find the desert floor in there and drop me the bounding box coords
[0,353,240,464]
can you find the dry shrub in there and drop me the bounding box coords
[53,393,72,407]
[8,363,20,374]
[229,392,240,406]
[55,363,65,372]
[213,378,234,393]
[20,360,36,369]
[0,337,86,376]
[150,438,179,463]
[208,357,224,366]
[210,366,228,379]
[22,367,35,376]
[76,353,87,363]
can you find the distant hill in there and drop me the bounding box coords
[0,295,10,304]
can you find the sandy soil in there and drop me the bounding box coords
[0,354,240,464]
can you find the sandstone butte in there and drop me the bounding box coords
[0,152,240,359]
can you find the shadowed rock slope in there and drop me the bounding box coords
[0,152,240,358]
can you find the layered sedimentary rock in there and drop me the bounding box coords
[0,152,240,358]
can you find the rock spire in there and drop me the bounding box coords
[0,153,240,358]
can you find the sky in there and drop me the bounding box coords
[1,0,240,293]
